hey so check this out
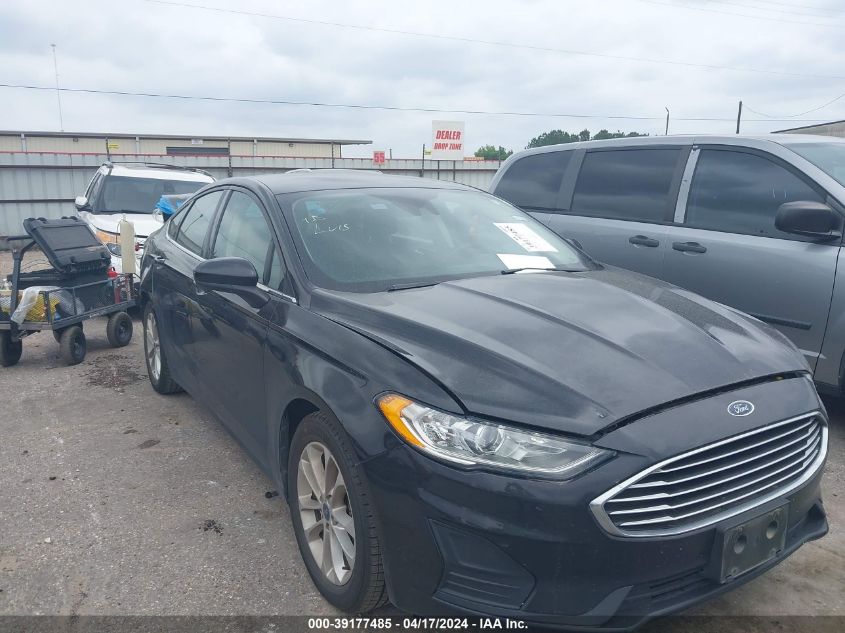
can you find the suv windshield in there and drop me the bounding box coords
[787,142,845,188]
[95,176,208,214]
[282,187,591,292]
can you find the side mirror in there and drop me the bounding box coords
[74,195,90,211]
[775,201,841,241]
[194,257,268,308]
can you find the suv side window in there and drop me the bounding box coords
[686,149,825,238]
[494,151,571,210]
[571,148,681,222]
[211,191,286,289]
[173,190,224,256]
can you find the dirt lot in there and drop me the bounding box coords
[0,252,843,629]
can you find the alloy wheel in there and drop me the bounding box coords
[297,441,356,585]
[145,311,161,381]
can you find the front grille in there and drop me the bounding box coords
[591,413,827,537]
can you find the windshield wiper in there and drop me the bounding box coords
[387,281,441,292]
[500,267,578,275]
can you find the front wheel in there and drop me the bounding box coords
[106,311,133,347]
[288,412,388,613]
[143,303,181,394]
[59,326,86,366]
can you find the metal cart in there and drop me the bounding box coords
[1,226,136,367]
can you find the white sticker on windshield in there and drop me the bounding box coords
[497,254,555,270]
[494,223,558,252]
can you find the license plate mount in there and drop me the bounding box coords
[708,503,789,584]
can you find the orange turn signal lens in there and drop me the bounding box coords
[94,229,118,244]
[377,394,423,448]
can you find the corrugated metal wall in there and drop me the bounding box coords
[0,152,501,239]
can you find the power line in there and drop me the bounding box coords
[745,91,845,118]
[137,0,845,81]
[637,0,842,28]
[743,0,844,14]
[0,81,837,123]
[702,0,845,20]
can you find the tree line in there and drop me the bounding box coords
[474,129,648,160]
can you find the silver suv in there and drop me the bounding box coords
[490,134,845,394]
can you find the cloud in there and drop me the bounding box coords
[0,0,843,156]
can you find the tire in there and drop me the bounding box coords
[288,412,388,613]
[59,326,86,366]
[143,303,181,394]
[106,311,133,347]
[0,331,22,367]
[52,329,64,344]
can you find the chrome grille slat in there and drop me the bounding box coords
[608,426,821,503]
[608,436,820,517]
[654,418,816,474]
[591,412,827,537]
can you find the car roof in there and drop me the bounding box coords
[104,163,215,182]
[222,169,477,195]
[504,133,845,158]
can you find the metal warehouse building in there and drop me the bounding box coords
[775,120,845,138]
[0,130,371,158]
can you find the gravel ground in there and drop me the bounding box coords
[0,251,842,630]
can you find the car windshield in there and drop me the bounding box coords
[95,176,208,214]
[787,142,845,188]
[281,187,591,292]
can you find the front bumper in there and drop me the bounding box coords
[362,376,828,629]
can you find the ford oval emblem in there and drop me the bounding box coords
[727,400,755,417]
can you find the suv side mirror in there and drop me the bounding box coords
[775,201,841,241]
[74,195,90,211]
[194,257,268,308]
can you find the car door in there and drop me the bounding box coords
[547,146,689,279]
[152,189,226,389]
[663,146,840,371]
[197,188,279,455]
[491,149,572,227]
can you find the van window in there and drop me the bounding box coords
[571,149,680,222]
[686,149,824,238]
[173,190,224,256]
[494,151,571,210]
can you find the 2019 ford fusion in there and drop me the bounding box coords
[139,170,828,628]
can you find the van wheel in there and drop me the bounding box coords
[143,304,181,394]
[288,412,388,613]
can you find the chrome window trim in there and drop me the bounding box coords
[257,282,297,304]
[673,147,699,223]
[590,411,827,538]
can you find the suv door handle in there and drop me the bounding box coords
[628,235,660,248]
[672,241,707,254]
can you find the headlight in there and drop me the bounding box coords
[105,242,121,256]
[377,394,611,478]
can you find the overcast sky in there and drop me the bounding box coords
[0,0,843,157]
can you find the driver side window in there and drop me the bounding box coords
[211,190,287,290]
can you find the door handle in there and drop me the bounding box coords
[672,241,707,254]
[628,235,660,248]
[149,254,165,262]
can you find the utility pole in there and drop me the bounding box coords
[50,44,64,132]
[664,107,670,135]
[736,100,743,135]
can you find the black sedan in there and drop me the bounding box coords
[139,170,828,628]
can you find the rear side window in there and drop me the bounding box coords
[173,190,224,256]
[571,149,681,222]
[686,149,824,238]
[494,151,571,210]
[211,191,286,288]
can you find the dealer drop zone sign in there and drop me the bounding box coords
[431,121,465,160]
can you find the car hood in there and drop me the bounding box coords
[85,213,160,238]
[314,268,809,436]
